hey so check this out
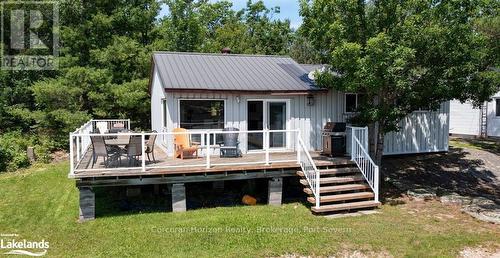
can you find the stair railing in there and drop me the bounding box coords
[349,126,379,202]
[297,131,321,208]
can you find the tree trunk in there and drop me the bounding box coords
[374,127,385,167]
[368,122,378,158]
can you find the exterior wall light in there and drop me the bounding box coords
[307,94,315,106]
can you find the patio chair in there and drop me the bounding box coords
[218,128,242,158]
[126,135,143,166]
[90,136,121,168]
[173,128,199,159]
[145,131,157,163]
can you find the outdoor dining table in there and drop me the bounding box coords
[104,138,130,146]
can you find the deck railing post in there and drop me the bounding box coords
[206,131,211,169]
[296,130,301,164]
[315,170,320,208]
[265,129,270,165]
[76,135,81,162]
[351,128,355,161]
[364,126,369,152]
[69,133,74,176]
[141,132,146,172]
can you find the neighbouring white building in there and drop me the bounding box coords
[449,92,500,138]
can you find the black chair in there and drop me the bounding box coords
[218,128,242,158]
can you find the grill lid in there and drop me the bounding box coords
[323,122,347,132]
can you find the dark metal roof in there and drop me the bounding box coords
[152,52,323,93]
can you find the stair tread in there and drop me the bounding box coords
[319,175,365,184]
[307,192,374,203]
[303,183,371,194]
[311,201,380,213]
[299,176,364,186]
[297,167,359,177]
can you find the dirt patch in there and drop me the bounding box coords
[50,150,68,163]
[459,246,500,258]
[382,141,500,224]
[382,147,499,201]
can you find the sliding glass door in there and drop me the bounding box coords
[247,100,288,151]
[268,102,287,148]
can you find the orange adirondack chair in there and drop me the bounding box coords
[173,128,199,159]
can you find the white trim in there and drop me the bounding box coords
[245,98,291,152]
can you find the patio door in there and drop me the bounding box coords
[247,100,289,151]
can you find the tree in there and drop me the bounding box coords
[300,0,499,165]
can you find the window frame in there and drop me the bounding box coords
[344,93,363,114]
[495,98,500,117]
[161,98,168,128]
[176,98,227,131]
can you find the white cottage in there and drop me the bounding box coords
[67,51,453,220]
[149,51,449,156]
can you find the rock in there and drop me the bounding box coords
[407,188,437,200]
[461,197,500,224]
[440,193,474,206]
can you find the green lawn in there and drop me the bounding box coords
[0,162,498,257]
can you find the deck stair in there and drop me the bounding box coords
[298,163,380,214]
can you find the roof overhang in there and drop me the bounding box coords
[163,88,328,95]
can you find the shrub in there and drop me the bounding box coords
[0,131,55,172]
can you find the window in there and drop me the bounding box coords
[345,93,365,113]
[179,100,225,130]
[161,99,167,128]
[496,99,500,117]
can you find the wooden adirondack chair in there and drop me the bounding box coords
[173,128,199,159]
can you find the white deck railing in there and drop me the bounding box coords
[69,119,303,177]
[348,126,379,202]
[297,132,320,208]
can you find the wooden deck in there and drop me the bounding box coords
[73,145,352,179]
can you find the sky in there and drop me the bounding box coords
[159,0,303,29]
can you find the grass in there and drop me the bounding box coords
[0,162,499,257]
[450,137,500,154]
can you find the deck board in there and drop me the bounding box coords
[73,145,352,179]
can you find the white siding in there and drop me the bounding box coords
[152,88,450,156]
[487,92,500,137]
[150,69,167,146]
[449,99,481,136]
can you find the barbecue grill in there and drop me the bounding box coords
[321,122,347,156]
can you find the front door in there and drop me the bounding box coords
[247,100,288,151]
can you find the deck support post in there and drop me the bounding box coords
[268,177,282,206]
[171,183,186,212]
[79,187,95,222]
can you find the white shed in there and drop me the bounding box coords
[449,92,500,138]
